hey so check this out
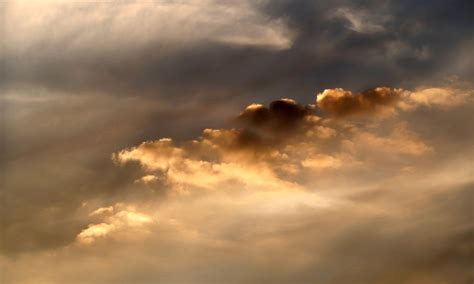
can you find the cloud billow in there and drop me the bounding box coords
[114,86,470,195]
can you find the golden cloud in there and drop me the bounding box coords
[316,87,404,117]
[112,86,466,196]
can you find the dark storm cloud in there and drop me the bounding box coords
[259,0,474,86]
[2,0,473,103]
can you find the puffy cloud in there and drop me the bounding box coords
[113,86,470,197]
[317,86,472,118]
[301,154,342,170]
[3,84,469,258]
[114,138,184,171]
[76,223,116,245]
[2,84,473,284]
[2,0,473,281]
[316,87,404,117]
[114,136,302,193]
[77,205,153,244]
[238,98,312,130]
[112,97,336,194]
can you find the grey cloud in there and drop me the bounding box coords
[1,1,473,283]
[0,93,188,255]
[2,0,473,104]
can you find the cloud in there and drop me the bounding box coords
[5,0,293,52]
[1,0,295,99]
[316,87,404,117]
[236,98,316,147]
[316,86,473,118]
[354,122,433,156]
[113,86,470,198]
[301,154,342,170]
[406,87,472,108]
[2,84,470,260]
[114,136,302,193]
[2,84,473,284]
[238,99,310,129]
[3,180,472,284]
[2,0,472,102]
[77,205,153,244]
[1,0,473,282]
[112,96,337,194]
[332,7,387,34]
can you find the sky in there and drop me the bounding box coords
[1,1,473,283]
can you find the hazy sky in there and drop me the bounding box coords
[1,1,473,283]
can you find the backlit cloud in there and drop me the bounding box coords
[316,87,404,117]
[2,1,473,283]
[114,86,463,197]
